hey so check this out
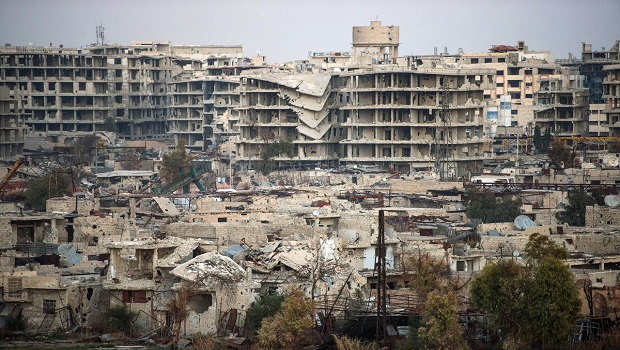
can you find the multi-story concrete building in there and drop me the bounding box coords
[558,41,620,137]
[235,67,494,177]
[0,42,252,146]
[603,64,620,137]
[588,103,608,136]
[168,45,262,151]
[236,71,341,169]
[455,43,565,135]
[169,77,244,152]
[207,77,242,147]
[169,77,205,150]
[533,77,589,136]
[559,41,620,104]
[0,86,25,158]
[0,43,175,140]
[338,67,494,176]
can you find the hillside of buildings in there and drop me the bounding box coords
[0,21,620,349]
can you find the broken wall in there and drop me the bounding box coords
[66,283,109,332]
[46,196,99,215]
[572,234,620,254]
[586,206,620,228]
[164,222,217,239]
[73,215,125,248]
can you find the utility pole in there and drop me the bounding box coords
[516,133,520,167]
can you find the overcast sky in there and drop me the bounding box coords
[1,0,619,63]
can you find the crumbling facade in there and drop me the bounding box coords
[534,77,589,136]
[0,86,25,158]
[0,42,251,143]
[338,68,493,176]
[236,67,493,176]
[603,64,620,137]
[236,72,341,169]
[169,79,205,150]
[352,21,399,65]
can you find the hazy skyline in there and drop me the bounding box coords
[1,0,619,63]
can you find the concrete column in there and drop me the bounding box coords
[129,197,136,219]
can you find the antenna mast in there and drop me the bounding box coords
[96,24,105,45]
[433,79,456,181]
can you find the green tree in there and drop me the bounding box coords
[257,290,315,350]
[465,190,522,223]
[533,125,542,153]
[556,188,596,226]
[105,304,138,336]
[402,252,450,303]
[470,234,580,349]
[542,128,552,152]
[548,139,580,169]
[398,253,469,350]
[524,256,580,349]
[160,139,190,185]
[523,233,569,262]
[24,169,72,211]
[244,293,285,340]
[417,291,469,350]
[256,140,294,175]
[470,259,528,345]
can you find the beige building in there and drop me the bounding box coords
[603,64,620,137]
[235,67,493,177]
[352,21,399,65]
[338,68,494,176]
[534,77,589,136]
[0,42,251,145]
[588,103,608,136]
[168,45,253,150]
[456,43,566,134]
[169,78,205,150]
[0,86,25,158]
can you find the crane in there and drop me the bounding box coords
[0,157,25,194]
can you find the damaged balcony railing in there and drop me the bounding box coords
[15,242,60,255]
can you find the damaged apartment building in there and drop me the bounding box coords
[233,23,599,176]
[168,45,266,151]
[235,21,495,177]
[414,41,593,139]
[0,86,25,158]
[603,63,620,137]
[0,41,261,148]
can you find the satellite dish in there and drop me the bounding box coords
[58,243,82,265]
[514,215,537,230]
[312,210,320,216]
[57,243,71,255]
[604,195,620,208]
[513,251,520,257]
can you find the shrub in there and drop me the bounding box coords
[105,304,138,336]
